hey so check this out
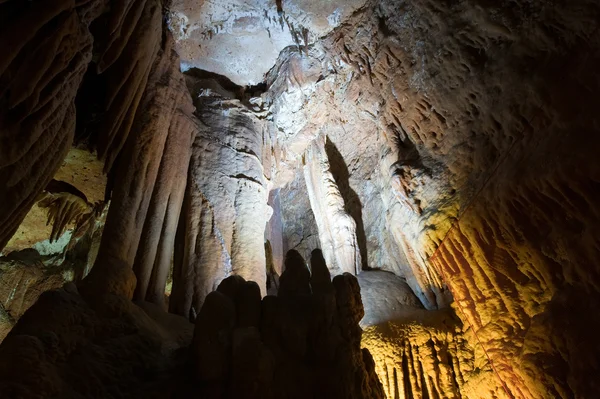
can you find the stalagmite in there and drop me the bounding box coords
[303,135,361,276]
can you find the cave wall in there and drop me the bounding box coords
[0,0,98,250]
[316,0,600,397]
[248,0,600,397]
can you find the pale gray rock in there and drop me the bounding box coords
[303,136,361,276]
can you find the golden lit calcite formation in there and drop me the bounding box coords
[429,160,600,399]
[303,136,361,276]
[361,311,510,399]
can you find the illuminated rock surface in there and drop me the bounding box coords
[304,136,361,276]
[1,0,600,398]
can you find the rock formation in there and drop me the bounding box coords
[304,136,362,276]
[0,250,384,399]
[170,84,272,317]
[1,0,600,398]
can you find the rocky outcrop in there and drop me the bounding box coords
[0,283,194,398]
[170,88,272,317]
[0,250,383,399]
[304,136,362,276]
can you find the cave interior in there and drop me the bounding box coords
[1,0,600,398]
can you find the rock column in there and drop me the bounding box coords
[170,96,271,317]
[303,135,361,276]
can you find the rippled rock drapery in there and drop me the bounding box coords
[0,0,94,249]
[170,89,272,317]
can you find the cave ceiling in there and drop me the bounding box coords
[169,0,367,85]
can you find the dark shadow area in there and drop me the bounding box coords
[183,68,267,103]
[324,137,369,271]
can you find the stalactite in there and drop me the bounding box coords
[132,58,196,307]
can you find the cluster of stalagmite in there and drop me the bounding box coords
[0,249,384,399]
[191,250,384,398]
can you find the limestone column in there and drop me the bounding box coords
[303,135,361,276]
[170,96,272,317]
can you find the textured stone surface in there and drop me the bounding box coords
[304,136,361,276]
[170,84,272,316]
[169,0,368,85]
[0,0,94,250]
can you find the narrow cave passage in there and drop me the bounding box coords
[1,0,600,398]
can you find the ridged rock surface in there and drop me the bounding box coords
[170,87,272,317]
[0,0,94,249]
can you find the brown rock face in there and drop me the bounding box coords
[0,0,94,249]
